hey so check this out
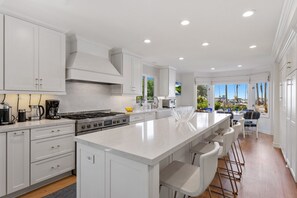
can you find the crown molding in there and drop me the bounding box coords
[272,0,297,63]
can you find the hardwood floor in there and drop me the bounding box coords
[20,133,297,198]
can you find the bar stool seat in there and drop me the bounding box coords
[160,142,220,198]
[160,161,201,196]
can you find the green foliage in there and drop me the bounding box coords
[197,96,208,109]
[215,101,222,110]
[197,85,207,97]
[147,78,154,100]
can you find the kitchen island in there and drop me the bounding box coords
[74,112,230,198]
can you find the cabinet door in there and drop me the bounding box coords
[290,71,297,179]
[159,69,169,96]
[286,77,292,164]
[39,27,65,92]
[132,57,143,95]
[0,133,6,197]
[7,130,30,194]
[0,14,3,90]
[5,16,38,91]
[122,54,133,94]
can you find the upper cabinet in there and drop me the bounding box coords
[159,67,176,98]
[4,16,65,93]
[110,49,143,95]
[285,37,297,77]
[38,27,65,92]
[0,14,3,91]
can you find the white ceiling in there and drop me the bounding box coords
[0,0,284,73]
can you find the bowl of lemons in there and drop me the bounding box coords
[125,107,134,112]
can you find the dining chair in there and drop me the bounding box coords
[243,111,260,139]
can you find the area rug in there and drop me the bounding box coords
[43,183,76,198]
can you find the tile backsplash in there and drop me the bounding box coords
[0,81,137,116]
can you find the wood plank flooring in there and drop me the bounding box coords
[20,133,297,198]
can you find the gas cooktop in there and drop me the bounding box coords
[61,110,129,134]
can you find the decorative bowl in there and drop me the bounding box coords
[125,107,134,112]
[172,106,196,123]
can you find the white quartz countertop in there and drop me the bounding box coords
[75,112,230,165]
[0,118,75,133]
[125,108,171,115]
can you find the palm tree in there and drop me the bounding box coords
[256,83,259,105]
[264,82,267,113]
[236,84,239,103]
[225,84,228,105]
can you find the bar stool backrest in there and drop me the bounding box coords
[199,142,220,194]
[222,127,235,156]
[232,122,241,142]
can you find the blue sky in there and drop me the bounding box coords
[214,84,248,99]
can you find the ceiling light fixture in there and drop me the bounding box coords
[238,65,243,68]
[144,39,151,44]
[180,20,190,26]
[242,10,255,17]
[249,45,257,49]
[211,67,215,70]
[179,57,184,60]
[202,42,210,47]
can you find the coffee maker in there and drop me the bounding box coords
[45,100,61,119]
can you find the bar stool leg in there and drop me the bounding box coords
[222,156,235,195]
[237,139,245,165]
[227,153,238,194]
[217,170,226,197]
[232,144,242,175]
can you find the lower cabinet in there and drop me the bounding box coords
[7,130,30,194]
[31,152,74,185]
[0,133,6,197]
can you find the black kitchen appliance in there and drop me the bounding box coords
[45,100,61,119]
[0,102,14,125]
[18,109,27,122]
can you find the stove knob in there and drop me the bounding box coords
[113,121,116,124]
[123,119,127,122]
[87,124,91,128]
[94,123,98,127]
[81,125,86,129]
[117,120,120,124]
[99,123,102,127]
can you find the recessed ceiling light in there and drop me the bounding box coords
[144,39,151,44]
[202,42,210,47]
[180,20,190,26]
[211,67,215,70]
[242,10,255,17]
[179,57,184,60]
[249,45,257,49]
[238,65,243,68]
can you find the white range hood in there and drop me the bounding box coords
[66,36,123,84]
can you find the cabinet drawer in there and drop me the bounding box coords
[31,134,75,162]
[31,152,74,185]
[129,114,145,123]
[31,124,75,140]
[145,112,156,121]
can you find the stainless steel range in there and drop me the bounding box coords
[61,110,129,136]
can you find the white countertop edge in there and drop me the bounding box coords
[0,119,76,133]
[75,115,230,166]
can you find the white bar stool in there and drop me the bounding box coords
[191,128,238,196]
[160,142,220,198]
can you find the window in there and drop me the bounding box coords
[214,83,248,111]
[254,82,269,116]
[197,85,209,109]
[136,75,155,103]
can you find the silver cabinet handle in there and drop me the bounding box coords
[57,145,60,148]
[51,146,55,149]
[51,166,55,169]
[57,129,60,132]
[57,165,60,168]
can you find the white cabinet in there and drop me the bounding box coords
[159,67,176,97]
[31,124,75,184]
[0,133,6,197]
[31,152,74,185]
[38,26,66,92]
[111,49,143,95]
[286,37,297,77]
[0,14,3,90]
[77,144,105,198]
[5,16,38,91]
[4,15,65,92]
[129,113,145,124]
[7,130,30,194]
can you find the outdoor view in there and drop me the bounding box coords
[136,76,155,103]
[197,85,209,109]
[254,82,269,115]
[214,84,248,111]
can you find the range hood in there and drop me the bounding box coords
[66,36,123,84]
